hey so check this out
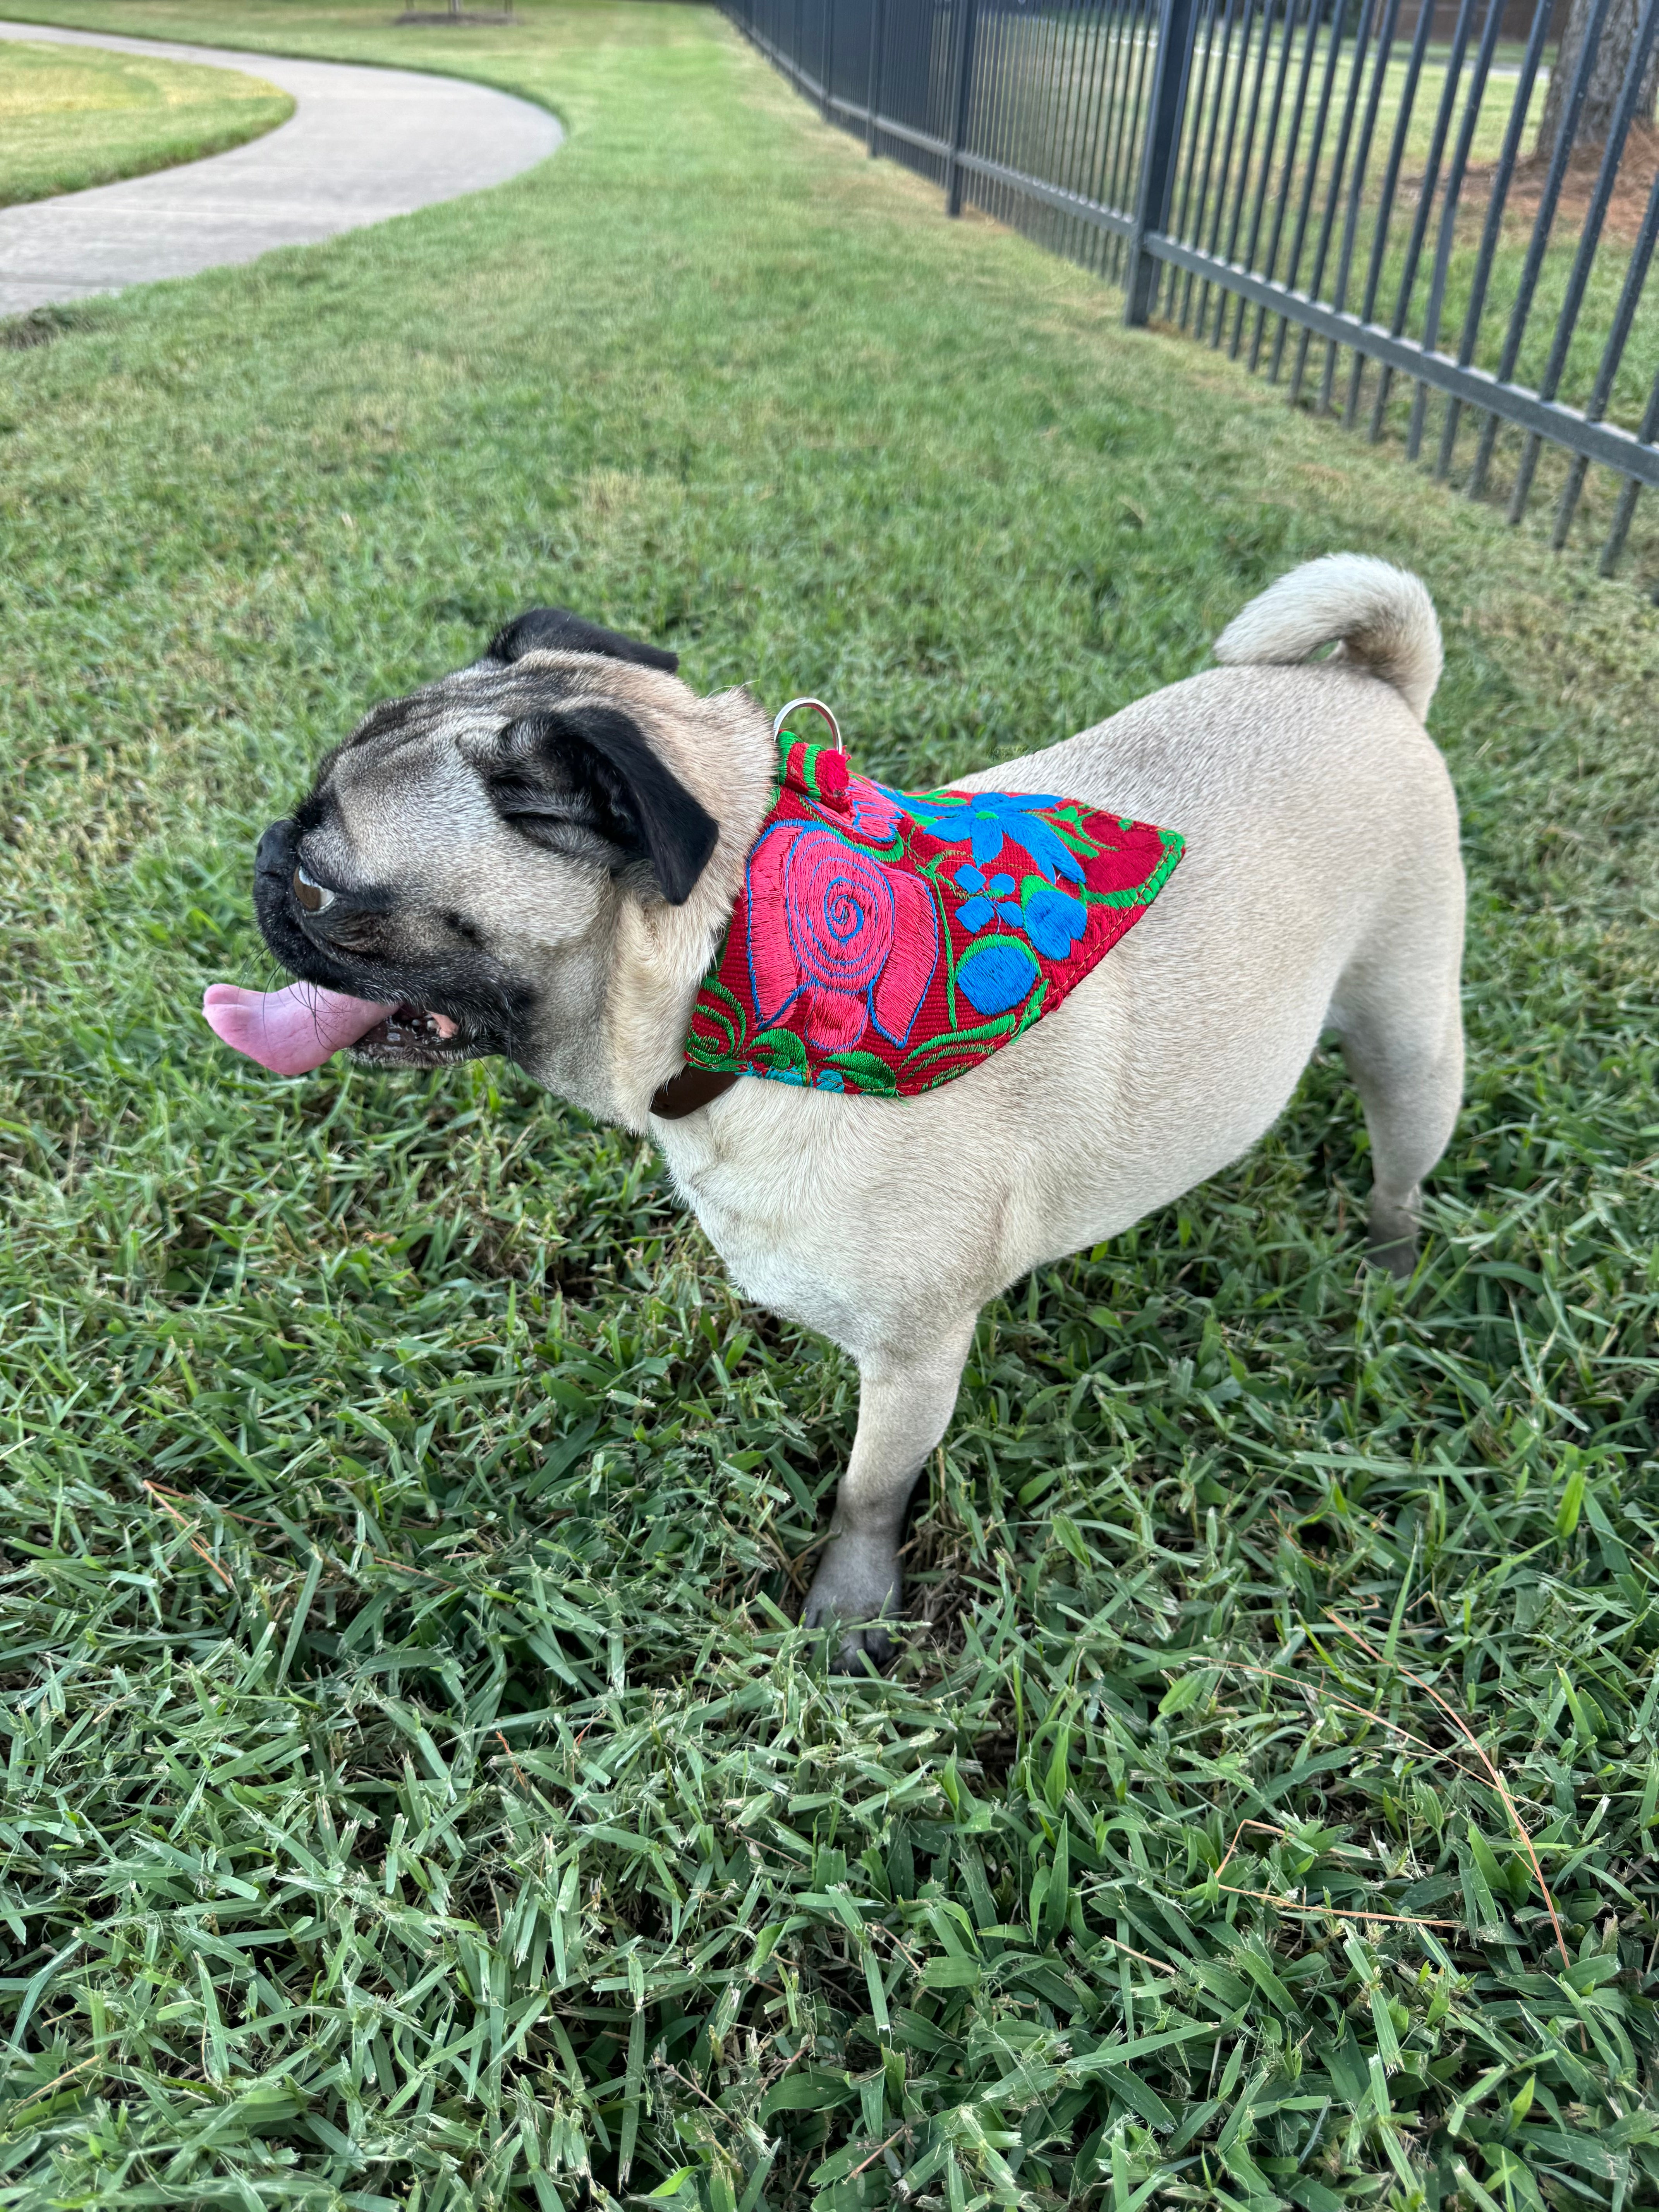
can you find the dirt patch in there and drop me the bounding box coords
[1456,121,1659,248]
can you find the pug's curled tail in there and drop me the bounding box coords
[1212,553,1442,723]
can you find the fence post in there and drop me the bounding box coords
[821,0,834,118]
[866,0,886,154]
[944,0,980,217]
[1123,0,1199,325]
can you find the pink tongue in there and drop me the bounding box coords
[202,982,397,1075]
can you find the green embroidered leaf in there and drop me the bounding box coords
[822,1051,898,1096]
[687,971,747,1061]
[747,1026,810,1079]
[1048,805,1102,860]
[900,1012,1024,1071]
[921,1057,992,1089]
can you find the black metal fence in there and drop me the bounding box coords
[722,0,1659,581]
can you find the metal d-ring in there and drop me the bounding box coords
[771,696,842,751]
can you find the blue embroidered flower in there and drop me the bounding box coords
[1023,880,1089,961]
[951,864,1017,934]
[888,788,1085,885]
[957,937,1039,1015]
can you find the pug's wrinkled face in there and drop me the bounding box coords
[253,610,721,1078]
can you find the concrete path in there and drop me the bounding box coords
[0,20,561,316]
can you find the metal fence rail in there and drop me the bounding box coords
[724,0,1659,579]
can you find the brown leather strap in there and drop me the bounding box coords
[649,1065,739,1120]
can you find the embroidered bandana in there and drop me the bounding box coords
[683,731,1184,1098]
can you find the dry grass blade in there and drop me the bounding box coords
[1322,1612,1574,1975]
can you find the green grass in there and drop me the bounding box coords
[2,3,1659,2207]
[0,37,291,207]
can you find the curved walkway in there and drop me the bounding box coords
[0,20,561,317]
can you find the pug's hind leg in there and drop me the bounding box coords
[802,1325,974,1676]
[1333,950,1464,1280]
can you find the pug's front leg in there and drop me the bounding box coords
[802,1327,974,1674]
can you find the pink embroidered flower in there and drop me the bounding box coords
[746,822,938,1053]
[836,773,903,845]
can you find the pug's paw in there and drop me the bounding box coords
[827,1622,895,1676]
[802,1531,900,1675]
[1366,1193,1421,1281]
[1365,1226,1419,1279]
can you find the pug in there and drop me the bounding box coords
[208,558,1465,1669]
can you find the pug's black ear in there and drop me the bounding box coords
[487,704,716,905]
[486,607,679,676]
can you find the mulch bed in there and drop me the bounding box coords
[1429,121,1659,246]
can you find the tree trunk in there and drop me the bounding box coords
[1535,0,1659,163]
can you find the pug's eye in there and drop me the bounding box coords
[293,864,335,915]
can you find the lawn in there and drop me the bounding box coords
[0,36,291,207]
[1,2,1657,2207]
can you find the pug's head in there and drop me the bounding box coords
[252,610,771,1108]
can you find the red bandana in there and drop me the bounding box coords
[684,733,1183,1097]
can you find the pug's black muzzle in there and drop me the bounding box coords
[251,817,354,994]
[248,815,532,1069]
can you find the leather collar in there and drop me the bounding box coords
[649,1065,738,1120]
